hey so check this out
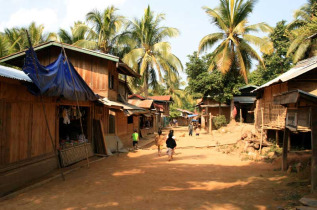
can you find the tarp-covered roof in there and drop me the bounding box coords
[0,65,32,82]
[23,48,97,101]
[253,56,317,92]
[0,41,140,78]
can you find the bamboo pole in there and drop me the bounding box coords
[61,44,90,168]
[26,30,65,181]
[240,108,242,124]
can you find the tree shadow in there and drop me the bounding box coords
[0,149,309,210]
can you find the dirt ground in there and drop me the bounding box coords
[0,125,311,210]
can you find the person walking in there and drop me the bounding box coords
[158,126,162,136]
[132,129,139,150]
[155,134,164,156]
[166,130,177,161]
[188,122,193,136]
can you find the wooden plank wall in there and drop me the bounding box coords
[0,78,56,167]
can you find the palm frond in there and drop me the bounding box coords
[198,33,224,53]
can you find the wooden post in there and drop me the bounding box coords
[282,128,289,171]
[240,108,242,124]
[260,108,264,154]
[276,130,279,146]
[311,107,317,193]
[288,131,291,152]
[209,113,212,135]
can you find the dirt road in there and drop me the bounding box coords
[0,126,309,209]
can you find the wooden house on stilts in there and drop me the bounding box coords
[253,56,317,192]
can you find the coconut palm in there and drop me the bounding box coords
[198,0,273,83]
[4,22,56,53]
[123,6,183,97]
[287,0,317,63]
[72,6,127,55]
[0,33,10,57]
[57,21,88,45]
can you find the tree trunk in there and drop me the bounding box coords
[143,69,149,98]
[218,102,222,115]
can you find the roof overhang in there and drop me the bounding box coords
[117,62,140,78]
[0,41,119,65]
[273,89,317,106]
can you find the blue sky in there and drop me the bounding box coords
[0,0,306,80]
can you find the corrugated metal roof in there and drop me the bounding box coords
[253,56,317,92]
[99,98,146,110]
[0,65,32,82]
[233,96,256,104]
[176,108,193,114]
[148,95,172,101]
[0,41,119,63]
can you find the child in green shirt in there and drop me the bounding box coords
[132,129,139,150]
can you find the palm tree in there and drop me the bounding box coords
[4,22,56,53]
[58,21,88,45]
[123,6,183,97]
[72,6,126,54]
[0,33,10,57]
[287,0,317,63]
[198,0,273,83]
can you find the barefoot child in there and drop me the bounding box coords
[155,135,164,156]
[166,130,177,161]
[132,129,139,150]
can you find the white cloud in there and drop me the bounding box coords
[0,8,59,32]
[60,0,126,29]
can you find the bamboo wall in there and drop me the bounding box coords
[255,83,288,130]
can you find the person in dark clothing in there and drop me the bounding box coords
[188,123,193,136]
[166,130,177,161]
[158,127,162,136]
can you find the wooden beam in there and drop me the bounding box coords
[311,107,317,193]
[282,128,289,171]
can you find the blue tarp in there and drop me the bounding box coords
[23,48,97,101]
[187,114,198,118]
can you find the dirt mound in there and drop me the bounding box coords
[272,152,311,171]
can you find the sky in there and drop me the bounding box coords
[0,0,307,80]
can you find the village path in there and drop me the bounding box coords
[0,126,306,210]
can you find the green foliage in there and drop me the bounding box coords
[287,0,317,63]
[186,51,242,104]
[212,115,227,129]
[249,21,293,86]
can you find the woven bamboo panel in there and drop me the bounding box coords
[59,143,94,167]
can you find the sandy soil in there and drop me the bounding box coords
[0,125,310,210]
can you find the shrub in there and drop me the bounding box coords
[213,115,227,129]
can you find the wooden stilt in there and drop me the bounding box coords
[209,113,212,135]
[282,128,289,171]
[311,107,317,193]
[288,131,291,152]
[260,108,264,154]
[240,108,242,124]
[276,130,279,146]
